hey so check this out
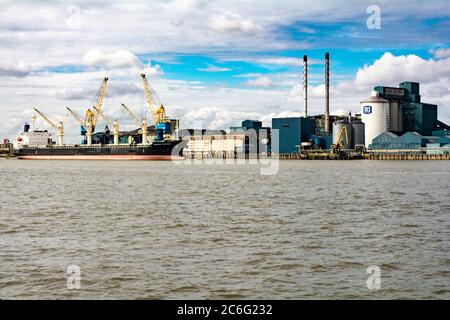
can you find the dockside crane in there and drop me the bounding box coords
[33,108,64,146]
[331,126,349,156]
[121,103,148,144]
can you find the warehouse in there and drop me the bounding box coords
[370,132,439,153]
[180,129,246,158]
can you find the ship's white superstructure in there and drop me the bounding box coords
[13,129,50,149]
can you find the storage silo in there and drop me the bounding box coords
[332,120,352,149]
[351,120,365,149]
[361,91,390,148]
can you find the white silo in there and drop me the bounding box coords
[361,91,390,148]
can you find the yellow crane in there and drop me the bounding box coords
[92,106,120,145]
[83,109,95,145]
[66,106,85,128]
[140,73,166,125]
[93,106,111,126]
[91,77,109,132]
[331,126,349,154]
[112,120,120,145]
[121,103,148,144]
[66,106,92,145]
[66,106,88,139]
[33,108,64,146]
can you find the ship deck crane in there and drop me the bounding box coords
[141,74,160,125]
[93,106,120,145]
[121,103,148,144]
[93,106,111,127]
[141,73,170,141]
[66,106,85,129]
[66,106,90,144]
[33,108,64,146]
[91,77,109,132]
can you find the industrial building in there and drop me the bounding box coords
[370,131,450,155]
[361,81,439,147]
[271,117,315,153]
[230,120,271,155]
[267,50,450,158]
[271,52,366,156]
[180,129,246,158]
[180,120,272,158]
[362,81,450,152]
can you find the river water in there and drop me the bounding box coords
[0,159,449,299]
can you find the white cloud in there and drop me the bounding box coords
[82,49,141,68]
[425,85,450,97]
[234,73,263,78]
[298,27,316,34]
[207,12,263,35]
[431,48,450,59]
[246,76,273,88]
[142,64,164,77]
[56,82,141,100]
[354,52,450,87]
[197,65,231,72]
[0,62,33,77]
[254,57,301,67]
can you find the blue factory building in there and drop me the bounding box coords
[271,117,316,153]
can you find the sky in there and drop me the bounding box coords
[1,0,450,142]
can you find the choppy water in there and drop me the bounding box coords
[0,159,449,299]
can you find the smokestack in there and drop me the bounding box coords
[324,52,330,135]
[303,55,308,117]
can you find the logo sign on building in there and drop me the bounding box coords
[385,88,405,97]
[363,106,372,114]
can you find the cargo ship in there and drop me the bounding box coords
[12,124,185,160]
[11,74,188,160]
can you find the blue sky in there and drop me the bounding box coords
[0,0,450,140]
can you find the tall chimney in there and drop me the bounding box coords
[303,55,308,118]
[324,52,330,135]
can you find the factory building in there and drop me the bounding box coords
[272,52,366,155]
[268,50,449,157]
[272,117,315,153]
[230,120,271,154]
[361,81,444,148]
